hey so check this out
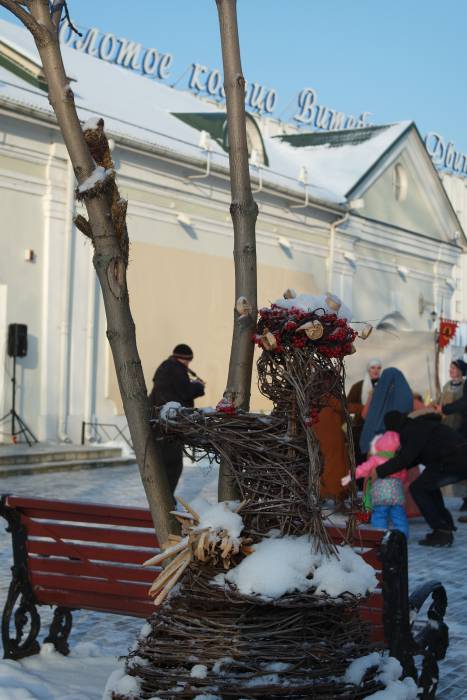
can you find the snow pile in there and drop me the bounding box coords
[345,653,418,699]
[82,116,102,130]
[102,665,139,699]
[0,642,120,700]
[312,545,377,597]
[273,292,352,321]
[77,166,113,194]
[190,664,208,679]
[160,401,182,421]
[215,535,376,599]
[193,499,244,539]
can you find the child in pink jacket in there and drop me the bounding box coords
[341,430,409,538]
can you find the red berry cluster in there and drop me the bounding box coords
[254,304,356,359]
[216,398,236,414]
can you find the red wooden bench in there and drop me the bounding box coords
[1,495,448,698]
[0,494,160,659]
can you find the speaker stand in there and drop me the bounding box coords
[0,356,38,446]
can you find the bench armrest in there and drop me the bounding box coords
[409,581,448,659]
[409,580,447,619]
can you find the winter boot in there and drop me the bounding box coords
[418,530,453,547]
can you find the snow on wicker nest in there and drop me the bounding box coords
[214,535,377,599]
[193,498,244,539]
[345,653,418,699]
[273,292,352,321]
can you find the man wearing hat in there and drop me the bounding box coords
[149,344,205,495]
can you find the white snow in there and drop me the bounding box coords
[77,166,113,194]
[345,653,417,699]
[219,535,376,599]
[160,401,182,421]
[193,499,243,539]
[345,652,383,685]
[190,664,208,679]
[0,643,119,700]
[273,292,352,321]
[82,116,102,131]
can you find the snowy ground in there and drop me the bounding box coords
[0,460,465,699]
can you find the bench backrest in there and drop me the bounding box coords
[3,496,385,638]
[3,495,160,618]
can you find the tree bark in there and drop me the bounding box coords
[215,0,258,501]
[13,0,176,544]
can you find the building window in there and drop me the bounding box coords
[393,163,408,201]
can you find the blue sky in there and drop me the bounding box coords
[1,0,466,155]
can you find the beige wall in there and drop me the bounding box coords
[345,330,437,400]
[360,151,442,238]
[108,242,318,413]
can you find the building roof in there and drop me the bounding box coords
[0,19,452,213]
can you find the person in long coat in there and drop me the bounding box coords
[346,359,383,464]
[359,367,413,456]
[315,394,349,504]
[149,344,205,495]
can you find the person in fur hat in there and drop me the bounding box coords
[342,430,408,538]
[346,359,383,465]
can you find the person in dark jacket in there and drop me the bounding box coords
[371,410,467,547]
[149,344,205,495]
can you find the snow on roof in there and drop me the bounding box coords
[0,19,411,205]
[274,122,412,198]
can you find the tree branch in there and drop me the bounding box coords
[0,0,44,39]
[50,0,64,30]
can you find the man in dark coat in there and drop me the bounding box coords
[149,344,205,495]
[371,410,467,547]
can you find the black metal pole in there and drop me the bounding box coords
[11,356,16,438]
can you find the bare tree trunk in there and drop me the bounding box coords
[2,0,176,544]
[215,0,258,501]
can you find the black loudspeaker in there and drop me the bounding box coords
[7,324,28,358]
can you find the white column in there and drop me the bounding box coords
[38,143,68,441]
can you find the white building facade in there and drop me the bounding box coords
[0,19,465,443]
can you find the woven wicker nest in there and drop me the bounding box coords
[113,562,383,700]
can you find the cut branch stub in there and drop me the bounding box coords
[74,214,92,239]
[236,296,252,318]
[107,257,127,299]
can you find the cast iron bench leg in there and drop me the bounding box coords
[1,497,41,660]
[43,607,73,655]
